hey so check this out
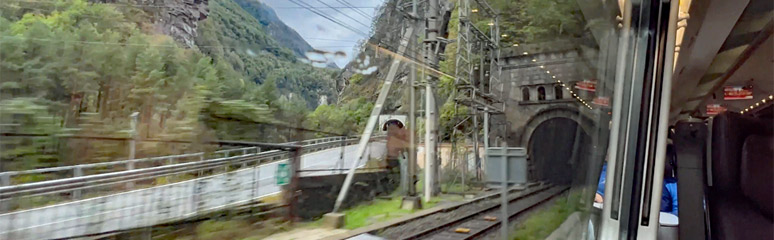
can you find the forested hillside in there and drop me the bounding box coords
[0,0,346,174]
[195,0,339,109]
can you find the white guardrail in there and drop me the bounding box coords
[0,137,386,240]
[0,136,351,186]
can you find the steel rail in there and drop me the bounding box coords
[398,184,567,240]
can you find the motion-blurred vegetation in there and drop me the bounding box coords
[0,0,361,177]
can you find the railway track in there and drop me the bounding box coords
[398,184,568,240]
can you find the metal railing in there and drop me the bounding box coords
[0,136,356,186]
[0,135,387,240]
[0,135,384,209]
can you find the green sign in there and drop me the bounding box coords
[276,163,290,185]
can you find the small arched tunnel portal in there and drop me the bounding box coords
[527,117,595,186]
[382,119,405,131]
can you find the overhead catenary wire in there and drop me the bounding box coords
[314,0,371,29]
[272,6,377,9]
[334,0,372,19]
[287,0,369,37]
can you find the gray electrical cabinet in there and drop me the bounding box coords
[485,147,528,187]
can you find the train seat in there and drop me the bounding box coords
[708,113,774,239]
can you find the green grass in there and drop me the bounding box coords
[343,198,412,229]
[510,193,581,240]
[342,197,440,229]
[442,182,469,193]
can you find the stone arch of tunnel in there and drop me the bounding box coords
[518,106,598,186]
[382,119,405,131]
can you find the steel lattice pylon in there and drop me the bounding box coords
[450,0,504,182]
[453,0,503,113]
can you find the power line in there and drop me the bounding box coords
[273,6,377,9]
[313,45,358,48]
[315,0,370,29]
[287,0,369,37]
[335,0,372,19]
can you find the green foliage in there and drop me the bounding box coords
[195,0,338,108]
[207,100,272,123]
[0,98,61,171]
[349,73,364,85]
[0,0,374,171]
[230,0,313,58]
[435,7,471,141]
[340,196,442,230]
[439,100,470,140]
[488,0,585,44]
[305,97,374,136]
[0,0,282,166]
[510,192,582,240]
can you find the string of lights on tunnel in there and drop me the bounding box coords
[521,50,594,110]
[740,95,773,114]
[470,8,593,111]
[471,8,594,110]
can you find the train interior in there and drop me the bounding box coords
[598,0,773,239]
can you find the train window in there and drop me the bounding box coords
[5,0,769,240]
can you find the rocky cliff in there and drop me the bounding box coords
[97,0,209,48]
[338,0,420,108]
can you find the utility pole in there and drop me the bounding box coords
[424,81,438,202]
[423,0,441,202]
[406,0,419,199]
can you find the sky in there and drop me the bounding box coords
[261,0,386,68]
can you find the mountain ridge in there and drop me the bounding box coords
[232,0,316,59]
[195,0,339,108]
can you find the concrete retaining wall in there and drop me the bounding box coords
[296,171,399,220]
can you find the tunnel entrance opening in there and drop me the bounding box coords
[527,118,593,186]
